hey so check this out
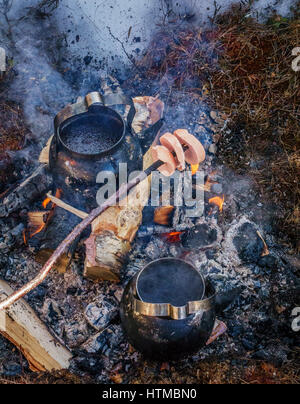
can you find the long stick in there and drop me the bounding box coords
[0,160,162,311]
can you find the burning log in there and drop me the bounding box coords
[0,279,72,372]
[154,205,175,226]
[0,165,53,218]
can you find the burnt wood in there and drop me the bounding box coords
[0,165,53,218]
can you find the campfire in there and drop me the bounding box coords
[0,0,298,386]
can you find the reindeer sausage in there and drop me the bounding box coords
[173,129,206,165]
[160,132,185,171]
[151,145,177,177]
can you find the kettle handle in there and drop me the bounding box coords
[101,92,136,130]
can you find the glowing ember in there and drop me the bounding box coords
[42,197,51,209]
[164,231,183,243]
[29,223,46,239]
[209,195,225,212]
[23,230,27,245]
[42,189,62,209]
[191,164,199,176]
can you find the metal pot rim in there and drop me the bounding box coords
[56,105,126,160]
[133,257,212,319]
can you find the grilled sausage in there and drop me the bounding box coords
[160,132,185,171]
[151,145,177,177]
[173,129,206,165]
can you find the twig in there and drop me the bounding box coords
[256,231,270,257]
[46,192,88,219]
[106,26,142,73]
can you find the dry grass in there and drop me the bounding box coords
[0,370,92,384]
[140,3,300,250]
[130,358,300,384]
[0,97,31,193]
[0,359,298,384]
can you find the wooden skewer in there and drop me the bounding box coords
[47,192,88,219]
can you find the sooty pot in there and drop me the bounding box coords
[120,258,217,360]
[50,92,142,210]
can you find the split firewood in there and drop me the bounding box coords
[0,165,53,218]
[154,206,175,226]
[0,279,72,372]
[39,136,53,164]
[84,146,154,281]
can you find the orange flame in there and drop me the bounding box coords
[23,230,27,245]
[209,195,225,212]
[191,164,199,176]
[42,189,62,209]
[29,223,47,239]
[42,197,51,209]
[24,189,63,243]
[164,231,183,243]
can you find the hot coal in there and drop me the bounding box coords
[181,223,218,249]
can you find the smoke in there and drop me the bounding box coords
[0,0,105,178]
[0,0,297,158]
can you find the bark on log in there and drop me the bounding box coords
[0,279,72,372]
[84,147,154,281]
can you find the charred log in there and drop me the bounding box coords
[0,165,53,218]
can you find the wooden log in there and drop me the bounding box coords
[84,147,154,281]
[0,279,72,372]
[0,165,53,217]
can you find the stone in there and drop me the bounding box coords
[64,318,89,348]
[3,361,22,377]
[233,223,264,264]
[84,296,118,331]
[242,338,256,351]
